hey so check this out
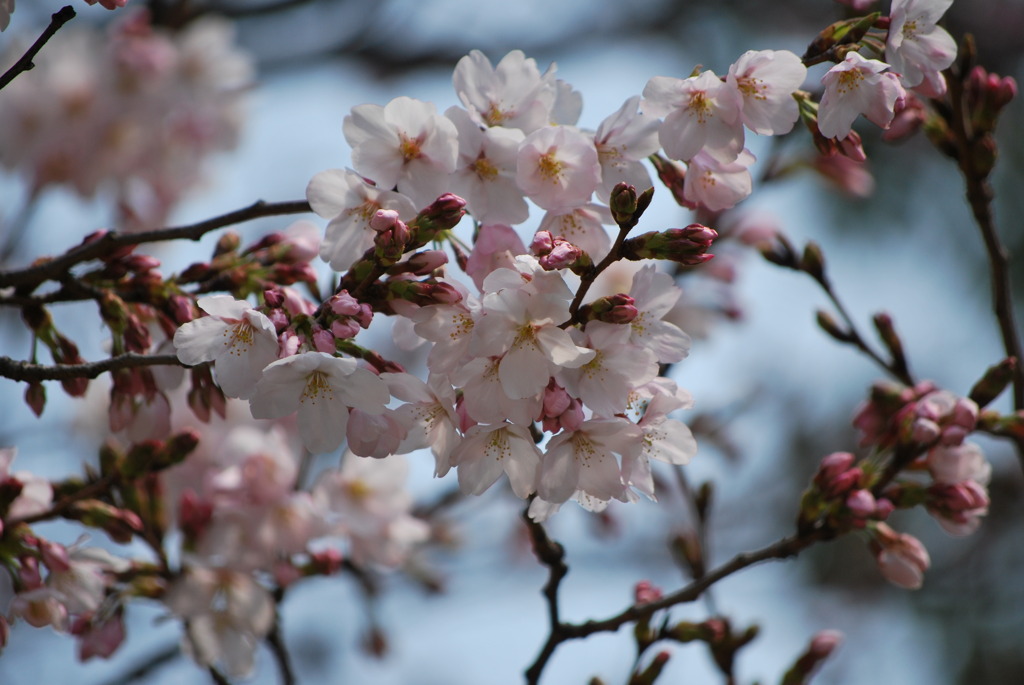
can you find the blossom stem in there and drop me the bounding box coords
[562,224,633,328]
[945,55,1024,413]
[0,6,77,91]
[0,352,183,383]
[0,199,312,291]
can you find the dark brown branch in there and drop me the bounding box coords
[0,6,76,91]
[266,612,297,685]
[0,352,183,382]
[524,530,821,683]
[0,199,312,291]
[946,64,1024,411]
[522,507,569,685]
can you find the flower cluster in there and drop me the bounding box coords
[0,9,251,229]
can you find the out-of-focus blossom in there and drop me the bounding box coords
[683,148,756,211]
[871,522,930,589]
[0,0,13,31]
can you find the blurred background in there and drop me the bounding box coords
[1,0,1023,683]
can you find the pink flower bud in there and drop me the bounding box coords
[329,290,362,316]
[634,580,663,604]
[370,209,402,232]
[808,629,843,659]
[529,230,555,254]
[331,319,361,340]
[310,548,344,575]
[845,489,876,518]
[168,295,194,324]
[313,328,336,354]
[38,539,71,573]
[911,417,941,445]
[403,250,448,275]
[267,308,289,332]
[264,288,285,309]
[874,497,895,520]
[872,523,930,589]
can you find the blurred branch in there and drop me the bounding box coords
[945,43,1024,411]
[0,352,183,382]
[521,506,569,685]
[0,6,76,91]
[0,199,312,291]
[524,529,822,683]
[95,643,181,685]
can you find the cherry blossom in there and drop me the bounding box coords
[385,372,460,476]
[248,352,390,454]
[343,96,459,207]
[450,422,541,498]
[683,148,756,211]
[516,125,601,212]
[538,417,643,504]
[886,0,957,97]
[0,447,53,521]
[0,0,12,32]
[593,96,660,199]
[557,326,658,417]
[871,523,930,589]
[537,203,613,262]
[164,566,275,678]
[445,106,528,225]
[726,49,807,135]
[471,286,595,400]
[818,53,906,139]
[453,49,557,133]
[643,70,744,162]
[173,295,279,400]
[305,166,417,270]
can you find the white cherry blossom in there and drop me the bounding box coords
[249,352,389,454]
[818,53,906,139]
[516,125,601,212]
[683,148,756,212]
[538,418,642,504]
[343,96,459,207]
[727,49,807,135]
[173,295,279,399]
[643,70,744,162]
[450,422,541,498]
[306,168,417,272]
[453,50,557,133]
[886,0,956,97]
[593,96,660,198]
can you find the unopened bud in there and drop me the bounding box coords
[582,294,638,324]
[213,231,241,257]
[25,382,46,418]
[799,242,826,282]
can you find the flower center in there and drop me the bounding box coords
[223,321,255,356]
[472,155,499,180]
[537,150,564,184]
[687,91,711,123]
[301,371,335,404]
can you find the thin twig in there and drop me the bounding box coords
[95,643,181,685]
[0,352,183,382]
[266,612,297,685]
[0,199,312,291]
[0,6,76,91]
[521,506,569,685]
[946,63,1024,411]
[523,530,821,683]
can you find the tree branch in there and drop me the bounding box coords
[521,507,570,685]
[0,352,183,382]
[0,199,312,291]
[523,530,821,683]
[0,6,76,91]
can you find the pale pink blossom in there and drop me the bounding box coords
[621,387,697,499]
[312,453,429,567]
[818,53,906,139]
[593,96,660,199]
[164,566,275,678]
[346,407,410,459]
[450,422,542,498]
[538,203,614,262]
[465,224,527,291]
[538,417,642,504]
[727,50,807,135]
[343,96,459,207]
[453,50,558,133]
[446,106,528,225]
[886,0,957,97]
[872,522,930,589]
[85,0,130,9]
[471,287,595,399]
[173,295,279,399]
[683,148,756,211]
[306,169,418,272]
[451,356,543,427]
[557,326,658,417]
[516,125,601,212]
[0,447,53,521]
[586,264,691,364]
[927,442,991,486]
[642,71,744,162]
[0,0,12,32]
[249,352,390,454]
[385,372,460,476]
